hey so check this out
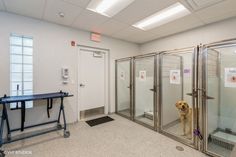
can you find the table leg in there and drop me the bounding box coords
[21,101,25,132]
[0,108,5,147]
[3,104,11,140]
[60,97,70,138]
[47,99,50,118]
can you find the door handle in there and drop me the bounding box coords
[187,93,193,96]
[187,92,214,99]
[202,90,214,100]
[80,84,85,87]
[127,85,131,89]
[204,95,214,100]
[186,92,197,97]
[149,88,156,92]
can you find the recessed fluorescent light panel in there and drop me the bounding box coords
[86,0,135,17]
[133,2,191,30]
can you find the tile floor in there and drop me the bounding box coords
[3,114,208,157]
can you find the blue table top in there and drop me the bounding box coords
[0,92,73,103]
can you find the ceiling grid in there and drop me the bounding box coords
[0,0,235,44]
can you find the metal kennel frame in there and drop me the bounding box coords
[158,47,199,149]
[115,57,134,120]
[115,37,236,157]
[132,53,159,130]
[115,48,200,148]
[200,38,236,157]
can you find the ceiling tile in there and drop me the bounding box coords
[43,0,83,26]
[111,26,143,39]
[112,14,204,43]
[2,0,236,44]
[94,19,129,36]
[62,0,91,8]
[113,0,178,25]
[180,0,225,11]
[123,31,159,44]
[195,0,236,24]
[0,0,5,11]
[149,14,204,37]
[4,0,46,19]
[112,26,159,43]
[72,9,109,32]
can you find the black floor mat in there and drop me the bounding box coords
[86,116,114,127]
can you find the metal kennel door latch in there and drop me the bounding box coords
[149,86,157,92]
[186,88,198,98]
[187,88,214,100]
[186,92,197,97]
[127,84,132,89]
[80,84,85,87]
[198,88,214,100]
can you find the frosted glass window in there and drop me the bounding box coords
[11,46,22,54]
[23,38,33,47]
[24,73,33,81]
[23,65,33,72]
[11,64,23,73]
[11,82,22,91]
[10,36,22,46]
[24,82,33,90]
[11,55,22,64]
[10,34,33,109]
[11,90,22,96]
[23,47,33,55]
[24,90,33,95]
[11,73,22,82]
[23,56,33,64]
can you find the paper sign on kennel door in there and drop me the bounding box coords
[120,71,125,80]
[139,71,146,81]
[225,68,236,88]
[170,70,181,84]
[184,68,191,77]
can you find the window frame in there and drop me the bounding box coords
[10,34,34,109]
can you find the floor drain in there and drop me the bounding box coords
[176,146,184,151]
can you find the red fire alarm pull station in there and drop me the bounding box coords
[71,41,76,46]
[91,32,101,42]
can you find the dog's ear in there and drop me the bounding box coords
[184,102,189,108]
[175,101,180,107]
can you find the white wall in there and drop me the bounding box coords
[0,12,140,131]
[140,17,236,53]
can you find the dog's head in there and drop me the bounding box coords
[175,101,189,112]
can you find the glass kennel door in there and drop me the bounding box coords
[202,41,236,157]
[160,48,197,147]
[116,58,132,119]
[134,54,157,129]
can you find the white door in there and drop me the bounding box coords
[79,48,106,111]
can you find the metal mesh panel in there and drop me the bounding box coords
[207,50,219,77]
[162,55,181,77]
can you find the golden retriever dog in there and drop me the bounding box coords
[175,100,192,137]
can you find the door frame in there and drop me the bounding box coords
[133,53,158,130]
[115,57,133,120]
[159,47,198,149]
[77,45,110,121]
[200,39,236,157]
